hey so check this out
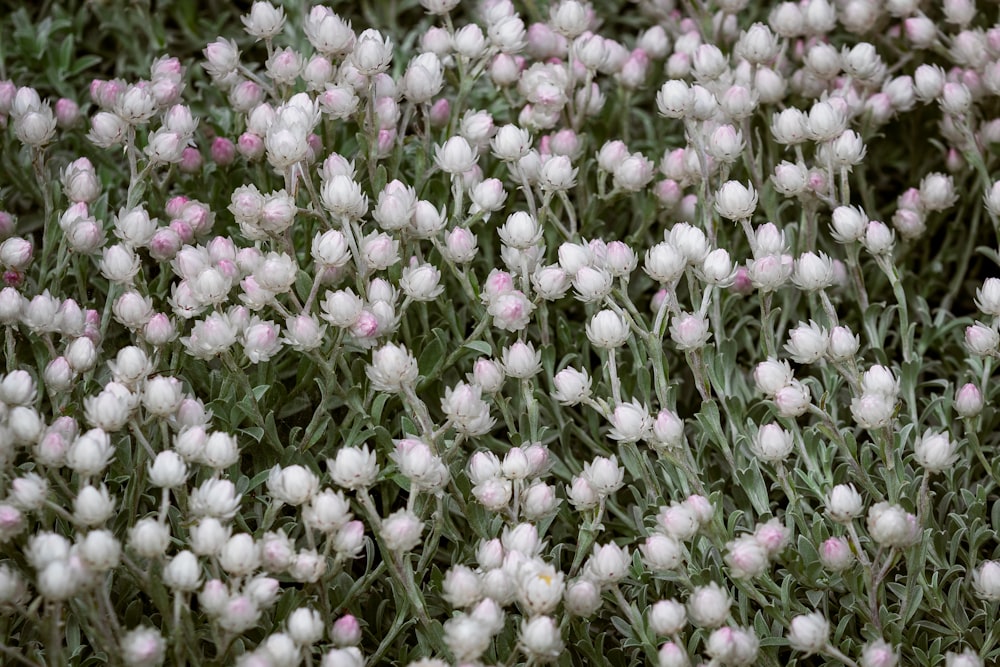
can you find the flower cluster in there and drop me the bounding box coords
[0,0,999,665]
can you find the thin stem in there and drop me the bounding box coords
[824,643,860,667]
[45,602,62,667]
[877,256,912,363]
[847,245,870,311]
[760,292,776,357]
[606,348,622,405]
[4,328,15,373]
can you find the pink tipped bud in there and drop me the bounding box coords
[236,132,264,160]
[211,137,236,166]
[429,98,451,127]
[331,614,362,647]
[178,147,203,174]
[54,98,80,127]
[955,383,984,418]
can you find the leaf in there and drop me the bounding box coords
[241,426,264,442]
[417,328,448,377]
[67,54,102,77]
[734,461,770,515]
[463,340,493,356]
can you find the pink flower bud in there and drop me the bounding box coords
[211,137,236,166]
[54,98,79,127]
[178,147,203,174]
[0,237,32,270]
[955,383,984,418]
[819,536,854,571]
[331,614,362,647]
[236,132,265,160]
[148,228,183,261]
[429,98,451,127]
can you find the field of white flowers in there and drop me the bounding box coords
[1,0,999,665]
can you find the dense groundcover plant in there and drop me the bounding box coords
[3,0,1000,664]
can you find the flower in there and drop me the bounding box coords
[669,311,711,350]
[520,616,563,661]
[972,560,1000,601]
[715,181,758,221]
[366,343,419,392]
[725,536,769,579]
[242,1,285,40]
[688,583,731,628]
[267,465,320,505]
[328,446,379,490]
[787,612,829,655]
[350,29,393,75]
[825,484,863,523]
[866,502,919,548]
[912,429,958,473]
[608,400,652,443]
[581,456,624,496]
[435,136,478,174]
[381,509,423,552]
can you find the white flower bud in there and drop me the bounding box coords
[552,367,591,406]
[751,423,794,463]
[66,336,99,373]
[128,517,171,558]
[793,252,834,291]
[774,380,811,417]
[754,358,793,396]
[945,649,984,667]
[640,534,683,572]
[148,451,188,489]
[913,429,958,473]
[818,536,854,571]
[725,535,770,579]
[826,484,864,523]
[972,560,1000,601]
[400,262,444,301]
[586,309,629,349]
[501,340,541,379]
[566,476,599,510]
[787,612,829,655]
[784,320,829,364]
[645,242,686,283]
[268,464,320,505]
[468,358,504,395]
[688,583,731,628]
[830,205,868,243]
[714,181,758,221]
[966,323,999,356]
[867,502,919,548]
[284,607,324,647]
[326,615,361,649]
[608,400,652,443]
[657,641,690,667]
[218,533,260,577]
[520,615,563,661]
[163,550,202,592]
[366,343,418,392]
[381,509,423,552]
[328,445,379,490]
[564,579,601,617]
[189,518,232,559]
[435,136,478,174]
[649,599,687,636]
